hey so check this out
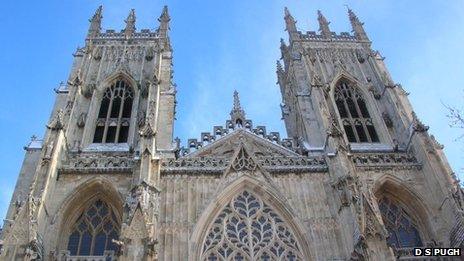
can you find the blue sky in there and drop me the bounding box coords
[1,1,463,226]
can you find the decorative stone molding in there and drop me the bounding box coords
[161,155,327,175]
[258,156,327,173]
[351,152,422,170]
[59,152,134,174]
[124,181,161,224]
[161,157,230,174]
[231,146,257,171]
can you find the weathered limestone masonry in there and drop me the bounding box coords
[0,5,463,261]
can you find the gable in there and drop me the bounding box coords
[161,129,327,174]
[184,129,300,159]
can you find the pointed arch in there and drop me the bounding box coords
[93,72,137,144]
[55,177,124,254]
[190,176,312,260]
[329,73,384,143]
[98,70,138,93]
[373,175,434,247]
[82,70,141,148]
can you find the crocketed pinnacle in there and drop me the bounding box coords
[317,10,331,39]
[158,6,170,37]
[124,9,136,38]
[87,5,103,38]
[284,7,297,32]
[230,91,246,126]
[348,8,369,41]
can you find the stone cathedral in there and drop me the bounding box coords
[1,5,463,261]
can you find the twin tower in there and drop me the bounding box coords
[1,5,462,261]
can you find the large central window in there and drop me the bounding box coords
[334,80,379,143]
[93,80,133,143]
[201,190,304,260]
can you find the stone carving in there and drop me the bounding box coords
[124,182,161,225]
[352,152,422,170]
[368,85,381,100]
[310,74,323,88]
[47,109,64,131]
[430,135,444,150]
[92,46,103,60]
[280,103,290,119]
[137,111,146,127]
[105,45,144,62]
[161,157,230,174]
[77,113,86,128]
[139,123,156,138]
[331,175,356,211]
[382,112,393,128]
[42,139,55,165]
[231,146,257,171]
[145,46,155,61]
[411,111,429,132]
[59,152,134,174]
[356,49,365,63]
[161,154,327,175]
[81,83,95,98]
[258,156,327,173]
[327,117,343,137]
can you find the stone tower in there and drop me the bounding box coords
[1,6,463,261]
[0,6,176,260]
[277,7,464,259]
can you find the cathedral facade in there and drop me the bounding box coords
[1,5,463,261]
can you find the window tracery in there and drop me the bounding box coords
[201,190,304,260]
[93,80,133,143]
[334,81,379,143]
[67,199,120,256]
[378,197,423,248]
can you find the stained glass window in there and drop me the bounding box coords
[379,197,423,248]
[201,190,304,260]
[67,199,120,256]
[334,81,379,143]
[93,80,133,143]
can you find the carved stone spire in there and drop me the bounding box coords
[87,5,102,39]
[230,91,246,127]
[124,9,136,39]
[348,8,369,42]
[317,10,332,39]
[284,7,297,33]
[158,5,170,38]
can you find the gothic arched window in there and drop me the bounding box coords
[334,81,379,143]
[93,80,133,143]
[67,199,120,256]
[201,190,304,260]
[378,197,423,248]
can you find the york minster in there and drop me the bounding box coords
[0,5,462,261]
